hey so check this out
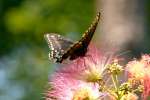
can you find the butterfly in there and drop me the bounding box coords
[44,12,100,63]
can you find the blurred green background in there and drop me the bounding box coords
[0,0,95,100]
[0,0,150,100]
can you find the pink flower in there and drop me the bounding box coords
[143,76,150,100]
[126,54,150,100]
[59,44,115,83]
[46,45,113,100]
[46,72,105,100]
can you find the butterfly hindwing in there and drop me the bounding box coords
[44,33,74,62]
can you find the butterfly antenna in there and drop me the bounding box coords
[81,12,101,41]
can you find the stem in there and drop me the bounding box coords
[111,74,121,100]
[111,74,118,90]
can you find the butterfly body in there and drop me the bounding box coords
[45,12,100,63]
[60,41,88,62]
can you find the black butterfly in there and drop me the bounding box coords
[44,12,100,63]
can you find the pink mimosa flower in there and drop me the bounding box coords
[46,72,105,100]
[46,45,113,100]
[58,44,115,83]
[126,54,150,100]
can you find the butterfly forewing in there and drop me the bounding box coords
[44,33,74,62]
[61,12,101,61]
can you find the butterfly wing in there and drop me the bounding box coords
[62,12,101,60]
[80,12,100,47]
[44,33,74,62]
[44,12,100,63]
